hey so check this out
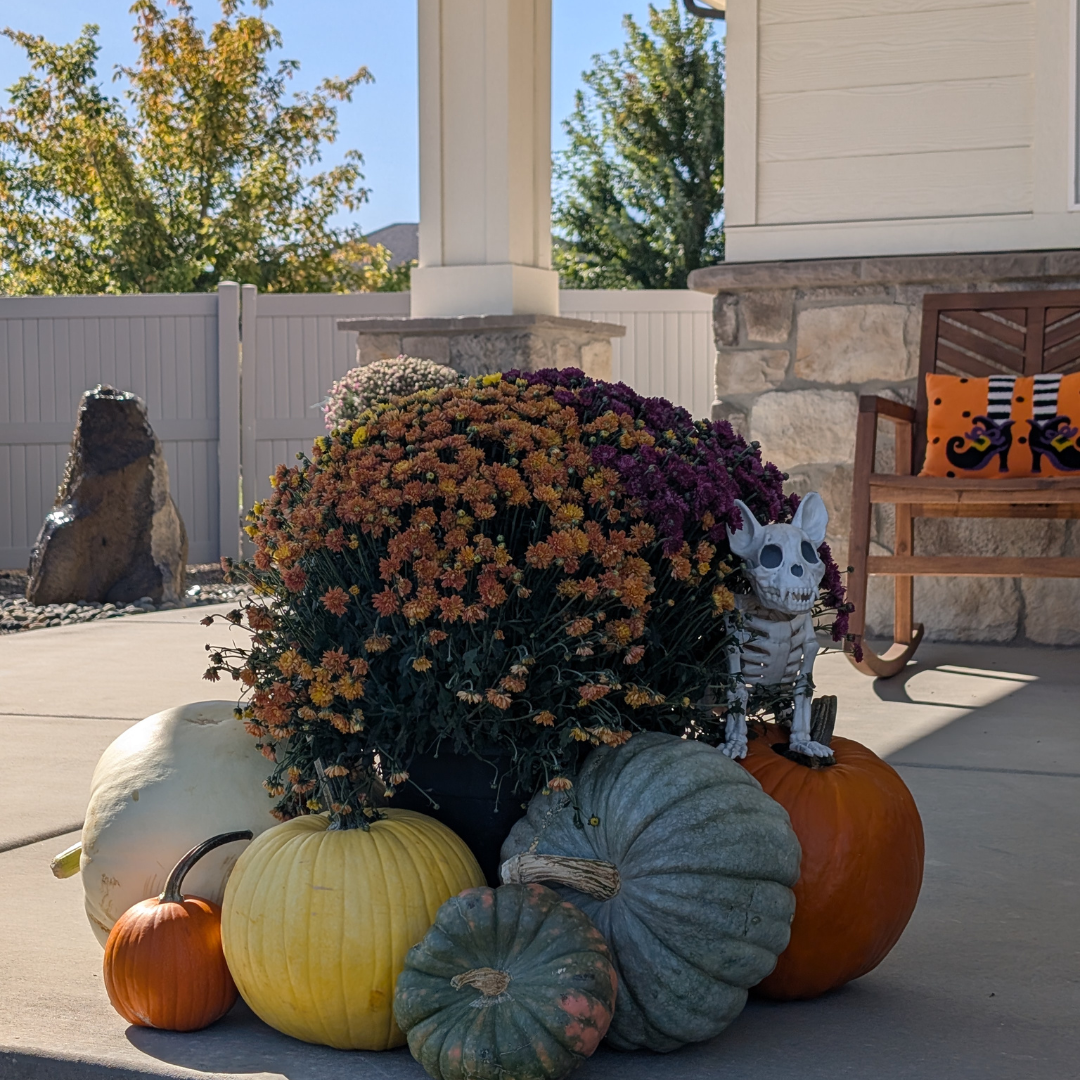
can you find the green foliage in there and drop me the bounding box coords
[0,0,404,294]
[553,1,725,290]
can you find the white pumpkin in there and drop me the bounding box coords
[80,700,278,946]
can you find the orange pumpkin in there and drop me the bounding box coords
[740,710,924,1000]
[103,830,252,1030]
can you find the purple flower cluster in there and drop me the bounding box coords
[508,368,788,547]
[508,368,850,641]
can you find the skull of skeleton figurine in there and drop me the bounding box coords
[727,493,829,616]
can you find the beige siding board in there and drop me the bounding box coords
[760,5,1033,94]
[757,146,1033,223]
[724,0,759,225]
[759,0,1025,25]
[759,77,1033,162]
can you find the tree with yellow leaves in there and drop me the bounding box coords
[0,0,407,294]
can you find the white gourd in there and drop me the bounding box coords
[79,701,277,946]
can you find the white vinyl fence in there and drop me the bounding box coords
[240,289,410,514]
[0,287,716,570]
[560,289,716,420]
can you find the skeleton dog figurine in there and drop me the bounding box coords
[721,492,831,761]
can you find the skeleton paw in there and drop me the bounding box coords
[721,737,748,760]
[789,739,832,758]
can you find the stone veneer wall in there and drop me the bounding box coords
[688,250,1080,646]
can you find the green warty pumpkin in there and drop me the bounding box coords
[499,732,801,1052]
[394,884,617,1080]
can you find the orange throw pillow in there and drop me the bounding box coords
[920,372,1080,478]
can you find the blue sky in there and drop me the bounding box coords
[0,1,723,234]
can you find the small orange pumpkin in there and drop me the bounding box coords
[740,704,924,1000]
[103,830,252,1030]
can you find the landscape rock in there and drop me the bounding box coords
[794,304,913,384]
[26,386,188,606]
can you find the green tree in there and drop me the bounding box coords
[553,1,725,289]
[0,0,408,294]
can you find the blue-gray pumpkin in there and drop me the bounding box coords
[498,732,801,1052]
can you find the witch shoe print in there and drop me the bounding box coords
[946,415,1015,473]
[1028,416,1080,472]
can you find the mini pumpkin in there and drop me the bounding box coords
[499,732,801,1052]
[394,884,618,1080]
[221,809,484,1050]
[103,830,252,1031]
[740,703,924,1000]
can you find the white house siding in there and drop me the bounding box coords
[724,0,1080,261]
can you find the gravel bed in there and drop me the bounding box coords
[0,565,253,635]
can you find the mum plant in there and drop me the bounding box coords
[206,369,847,825]
[323,355,461,430]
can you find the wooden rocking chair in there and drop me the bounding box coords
[846,290,1080,677]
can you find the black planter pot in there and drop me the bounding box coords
[392,751,529,886]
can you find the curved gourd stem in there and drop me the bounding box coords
[500,852,620,900]
[159,830,253,905]
[50,841,82,879]
[451,967,512,997]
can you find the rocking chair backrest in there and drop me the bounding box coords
[915,290,1080,462]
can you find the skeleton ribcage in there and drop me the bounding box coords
[741,612,805,686]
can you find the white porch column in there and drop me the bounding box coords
[411,0,559,318]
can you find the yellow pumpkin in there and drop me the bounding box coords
[220,809,483,1050]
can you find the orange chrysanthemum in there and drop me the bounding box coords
[321,587,349,616]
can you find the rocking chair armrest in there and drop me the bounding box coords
[859,395,916,427]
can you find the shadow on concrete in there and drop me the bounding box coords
[126,1001,419,1079]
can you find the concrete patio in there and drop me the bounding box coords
[1,604,1078,1079]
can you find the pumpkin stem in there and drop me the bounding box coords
[159,830,253,905]
[809,695,838,748]
[781,696,838,768]
[499,852,620,901]
[451,967,512,998]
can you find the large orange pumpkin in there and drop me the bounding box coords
[103,830,252,1030]
[740,708,924,1000]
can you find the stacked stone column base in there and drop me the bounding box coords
[338,314,624,381]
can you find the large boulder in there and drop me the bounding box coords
[27,385,187,605]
